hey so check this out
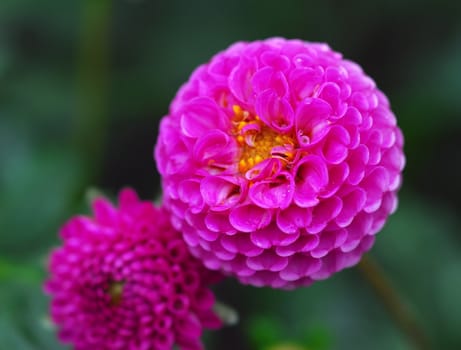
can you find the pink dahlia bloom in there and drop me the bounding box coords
[155,38,405,289]
[45,189,222,350]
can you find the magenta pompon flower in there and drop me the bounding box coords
[155,38,405,289]
[44,189,222,350]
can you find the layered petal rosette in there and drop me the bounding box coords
[155,38,405,289]
[45,189,222,350]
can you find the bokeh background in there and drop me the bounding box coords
[1,0,461,349]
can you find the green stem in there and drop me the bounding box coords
[357,255,431,350]
[74,0,112,183]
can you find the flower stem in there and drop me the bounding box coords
[357,255,431,350]
[74,0,112,183]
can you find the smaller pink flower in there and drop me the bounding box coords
[44,189,222,350]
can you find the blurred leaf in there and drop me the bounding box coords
[266,343,307,350]
[0,317,36,350]
[248,316,283,348]
[436,259,461,336]
[302,325,332,350]
[0,280,66,350]
[0,259,42,284]
[0,123,85,258]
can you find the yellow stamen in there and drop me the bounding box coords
[232,105,243,119]
[231,105,296,173]
[108,281,124,306]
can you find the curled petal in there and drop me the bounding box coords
[208,54,240,79]
[229,55,258,104]
[255,90,294,132]
[220,233,264,257]
[180,97,228,138]
[295,98,332,147]
[245,158,282,182]
[250,223,300,249]
[335,188,367,227]
[246,250,289,272]
[261,51,291,71]
[380,146,405,191]
[200,176,244,212]
[193,130,236,168]
[275,234,320,257]
[340,213,373,252]
[252,66,289,97]
[373,103,397,128]
[249,171,294,209]
[221,255,255,278]
[289,66,324,101]
[307,196,343,234]
[368,192,399,235]
[279,255,322,282]
[364,129,384,165]
[321,163,349,198]
[241,122,261,134]
[208,240,237,261]
[310,249,363,280]
[361,166,390,213]
[156,119,190,175]
[204,212,236,235]
[321,125,350,164]
[351,91,375,111]
[293,155,329,208]
[179,179,204,214]
[347,145,369,185]
[229,204,272,232]
[165,152,191,176]
[318,82,347,117]
[344,124,360,149]
[276,206,312,234]
[342,106,363,125]
[311,229,347,258]
[325,65,348,83]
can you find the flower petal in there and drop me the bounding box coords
[275,205,312,234]
[250,223,300,249]
[247,250,289,272]
[193,130,236,169]
[228,55,258,104]
[180,97,228,138]
[249,172,294,209]
[289,66,324,101]
[255,89,294,132]
[293,155,329,208]
[295,98,332,147]
[229,204,272,232]
[252,66,289,97]
[200,176,244,212]
[279,255,322,281]
[321,125,350,164]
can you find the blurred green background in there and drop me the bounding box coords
[1,0,461,349]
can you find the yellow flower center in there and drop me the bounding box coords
[108,280,124,306]
[232,105,295,173]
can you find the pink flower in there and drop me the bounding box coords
[155,38,405,289]
[44,189,222,350]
